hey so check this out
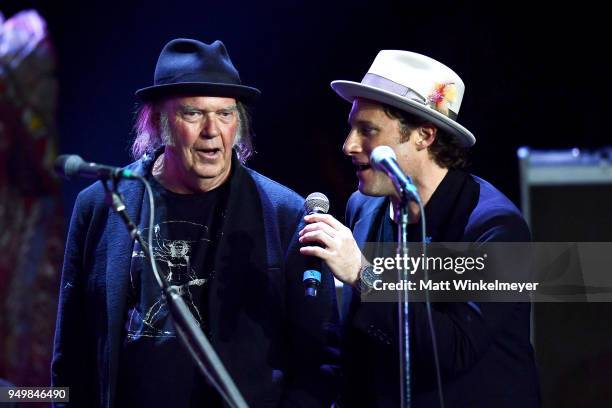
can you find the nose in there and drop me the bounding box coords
[342,128,361,157]
[201,113,220,138]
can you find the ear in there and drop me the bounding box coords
[416,123,437,150]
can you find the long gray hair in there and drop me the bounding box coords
[131,100,254,162]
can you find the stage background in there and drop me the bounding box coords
[5,0,609,219]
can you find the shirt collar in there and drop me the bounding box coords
[385,168,470,242]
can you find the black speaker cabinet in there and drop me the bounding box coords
[518,147,612,407]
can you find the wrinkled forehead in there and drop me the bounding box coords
[162,95,238,111]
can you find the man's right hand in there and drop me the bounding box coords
[298,213,363,286]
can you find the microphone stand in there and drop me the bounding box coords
[380,165,417,408]
[101,176,248,408]
[396,190,412,408]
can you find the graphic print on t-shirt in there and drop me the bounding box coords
[128,220,212,339]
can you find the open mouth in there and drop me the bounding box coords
[195,148,220,157]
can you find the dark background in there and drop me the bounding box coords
[4,0,610,221]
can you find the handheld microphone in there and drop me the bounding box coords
[303,192,330,297]
[54,154,137,180]
[370,146,420,201]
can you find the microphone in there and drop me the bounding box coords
[370,146,420,201]
[303,192,330,297]
[54,154,137,181]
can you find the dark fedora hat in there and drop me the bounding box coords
[135,38,261,102]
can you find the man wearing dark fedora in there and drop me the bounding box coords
[52,38,339,407]
[299,51,540,406]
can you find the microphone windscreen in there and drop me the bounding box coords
[370,145,396,168]
[54,154,84,179]
[305,192,330,215]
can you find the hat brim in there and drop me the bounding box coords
[330,80,475,147]
[135,82,261,103]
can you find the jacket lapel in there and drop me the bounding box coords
[353,210,379,250]
[352,196,386,250]
[341,196,385,318]
[208,159,271,341]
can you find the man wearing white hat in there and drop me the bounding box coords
[299,51,540,406]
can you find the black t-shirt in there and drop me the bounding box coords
[116,174,228,407]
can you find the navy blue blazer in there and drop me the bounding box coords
[340,169,540,407]
[52,153,339,407]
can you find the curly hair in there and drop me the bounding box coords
[382,104,469,170]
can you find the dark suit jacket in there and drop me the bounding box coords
[52,152,339,407]
[341,169,540,407]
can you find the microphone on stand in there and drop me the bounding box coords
[54,154,136,180]
[370,146,420,202]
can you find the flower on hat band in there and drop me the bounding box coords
[427,82,457,116]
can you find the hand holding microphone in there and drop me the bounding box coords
[301,193,330,296]
[299,193,363,288]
